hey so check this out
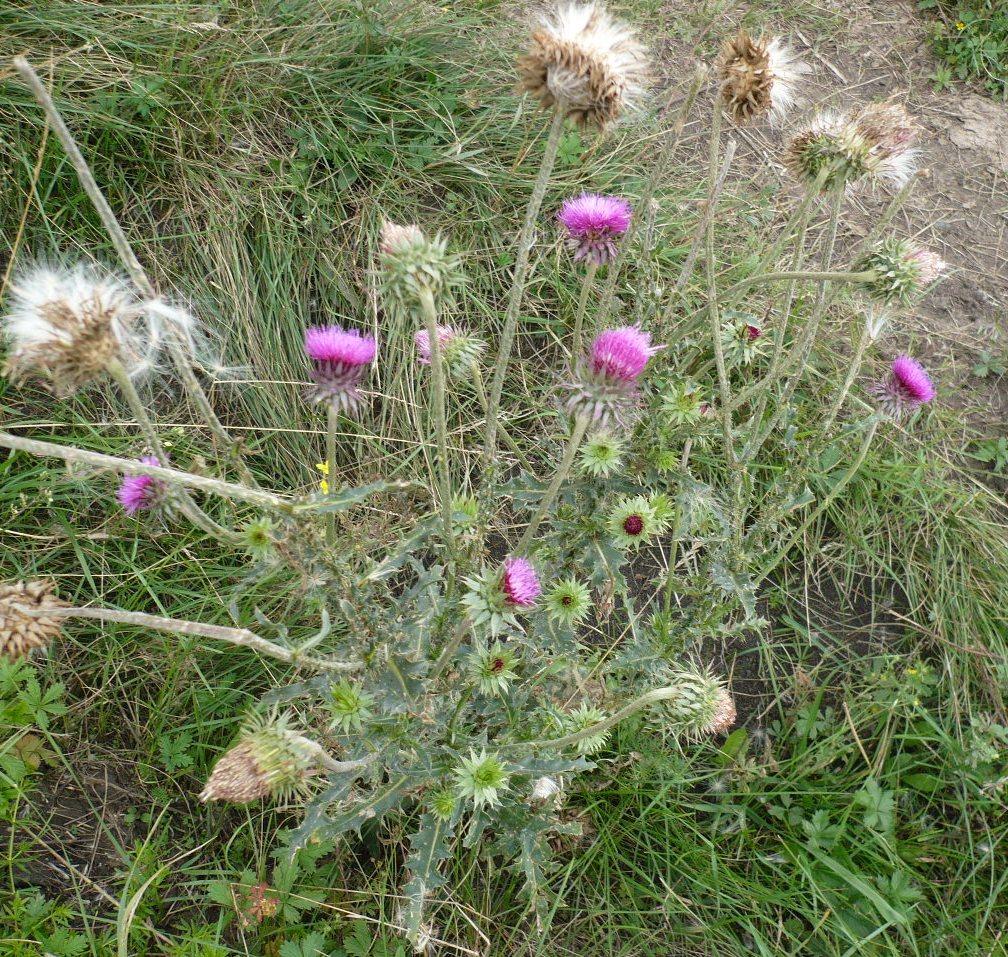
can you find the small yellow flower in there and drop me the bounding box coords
[956,21,966,31]
[315,462,330,495]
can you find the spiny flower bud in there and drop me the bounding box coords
[453,749,510,808]
[3,265,144,394]
[0,580,65,661]
[662,667,736,739]
[414,325,485,377]
[564,702,609,755]
[518,2,648,130]
[328,680,375,734]
[199,713,322,804]
[606,494,670,550]
[468,641,520,696]
[578,431,624,478]
[378,221,460,314]
[855,239,946,306]
[544,577,592,627]
[720,313,768,366]
[717,30,809,124]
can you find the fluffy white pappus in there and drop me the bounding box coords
[530,775,562,801]
[143,297,247,382]
[765,38,811,122]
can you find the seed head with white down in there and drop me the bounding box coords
[518,3,649,130]
[717,30,810,124]
[0,264,209,394]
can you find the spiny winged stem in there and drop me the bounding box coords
[19,603,362,672]
[701,106,737,469]
[106,360,242,544]
[325,405,339,546]
[0,431,294,513]
[514,685,683,751]
[516,415,590,554]
[754,417,880,583]
[481,106,567,486]
[570,261,598,359]
[419,286,455,551]
[822,319,873,430]
[597,64,707,322]
[742,185,847,463]
[12,56,254,486]
[471,363,538,477]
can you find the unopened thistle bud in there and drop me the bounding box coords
[430,788,457,822]
[869,354,935,419]
[0,580,65,661]
[663,667,736,739]
[3,265,144,394]
[717,30,809,124]
[453,749,510,808]
[720,314,767,366]
[328,680,375,734]
[241,516,276,562]
[414,325,485,377]
[566,325,663,426]
[469,641,520,696]
[518,2,648,130]
[450,493,480,533]
[378,221,460,314]
[565,702,609,755]
[303,324,376,414]
[606,494,664,550]
[786,101,917,193]
[661,379,706,427]
[199,713,322,804]
[578,431,625,477]
[855,239,947,306]
[544,576,592,627]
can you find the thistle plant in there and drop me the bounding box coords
[1,10,948,948]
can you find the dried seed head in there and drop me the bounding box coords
[518,3,648,130]
[718,30,809,124]
[3,265,145,394]
[0,580,65,661]
[199,713,321,804]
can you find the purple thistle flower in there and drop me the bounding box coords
[870,354,936,418]
[590,325,662,383]
[557,194,632,266]
[565,325,664,427]
[117,456,166,516]
[304,324,376,413]
[502,557,541,607]
[415,325,456,365]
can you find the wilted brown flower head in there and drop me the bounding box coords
[2,265,144,395]
[518,2,648,129]
[0,580,65,661]
[200,713,320,804]
[717,30,808,124]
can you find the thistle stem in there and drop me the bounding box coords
[0,431,294,513]
[430,616,472,682]
[515,685,684,751]
[598,64,707,322]
[754,417,880,583]
[419,287,455,550]
[325,404,338,545]
[516,415,589,554]
[822,319,873,430]
[13,56,247,476]
[471,364,537,476]
[570,261,598,359]
[20,603,362,671]
[481,106,567,486]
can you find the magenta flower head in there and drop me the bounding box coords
[415,325,455,365]
[557,193,632,266]
[870,354,936,418]
[502,557,541,607]
[304,324,376,414]
[566,325,663,426]
[118,456,166,516]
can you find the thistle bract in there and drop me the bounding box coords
[415,325,485,377]
[565,703,609,755]
[661,667,737,740]
[469,641,520,696]
[0,580,65,662]
[544,577,592,627]
[856,239,946,306]
[578,431,625,477]
[454,749,510,808]
[378,221,460,313]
